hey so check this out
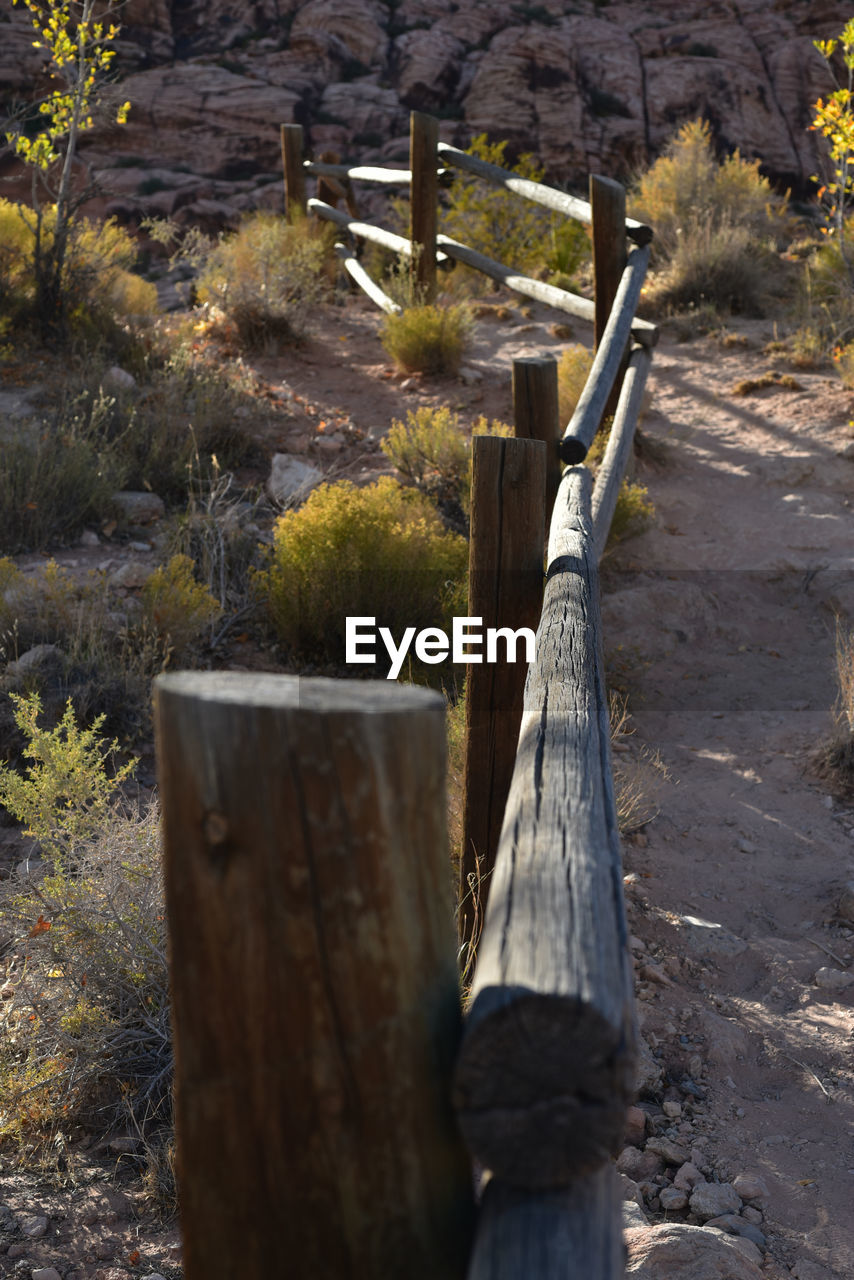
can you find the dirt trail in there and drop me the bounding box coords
[607,323,854,1279]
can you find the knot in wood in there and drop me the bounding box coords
[203,810,230,846]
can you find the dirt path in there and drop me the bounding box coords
[607,324,854,1279]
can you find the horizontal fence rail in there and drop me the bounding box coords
[453,467,637,1193]
[591,346,653,562]
[560,244,652,464]
[437,141,653,247]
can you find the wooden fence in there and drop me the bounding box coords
[154,111,656,1279]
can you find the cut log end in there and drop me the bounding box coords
[453,990,635,1188]
[559,436,589,465]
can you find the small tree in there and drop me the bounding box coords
[812,20,854,248]
[5,0,130,333]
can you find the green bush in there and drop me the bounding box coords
[196,212,331,349]
[381,405,511,528]
[140,555,222,656]
[381,303,471,375]
[442,134,589,283]
[0,199,157,341]
[0,692,169,1152]
[256,477,468,674]
[630,119,788,316]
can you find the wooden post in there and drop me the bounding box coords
[460,437,546,964]
[410,111,439,302]
[155,672,474,1280]
[467,1168,624,1280]
[454,469,636,1188]
[281,123,306,222]
[590,174,627,427]
[512,355,562,523]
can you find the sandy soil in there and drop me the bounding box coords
[1,297,853,1278]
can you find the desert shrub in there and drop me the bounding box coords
[557,343,594,426]
[0,560,168,745]
[381,406,512,529]
[196,212,330,348]
[0,422,117,554]
[441,134,589,283]
[607,480,655,548]
[0,692,170,1150]
[814,623,854,796]
[381,303,471,375]
[0,199,157,342]
[140,555,222,656]
[256,477,468,674]
[630,119,787,316]
[610,693,670,833]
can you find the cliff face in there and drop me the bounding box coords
[0,0,848,227]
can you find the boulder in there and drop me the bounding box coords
[626,1221,763,1279]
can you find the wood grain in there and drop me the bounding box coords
[454,471,636,1188]
[591,346,652,562]
[156,672,474,1280]
[281,123,306,222]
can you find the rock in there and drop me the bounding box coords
[458,364,483,385]
[706,1214,767,1251]
[617,1146,665,1182]
[659,1186,689,1212]
[625,1221,763,1279]
[623,1200,649,1231]
[79,529,101,547]
[813,965,854,991]
[111,491,165,526]
[838,441,854,459]
[741,1206,763,1225]
[102,366,137,392]
[791,1259,837,1280]
[19,1214,48,1238]
[663,1099,682,1118]
[109,562,153,590]
[623,1105,647,1147]
[267,454,324,506]
[837,881,854,923]
[108,1135,140,1154]
[689,1180,743,1221]
[646,1136,691,1166]
[635,1034,663,1095]
[731,1173,770,1205]
[6,644,64,680]
[673,1161,704,1192]
[32,1269,63,1280]
[618,1172,645,1209]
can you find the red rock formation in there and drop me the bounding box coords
[0,0,848,228]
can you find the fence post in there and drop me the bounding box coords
[410,111,439,302]
[281,122,306,222]
[155,672,474,1280]
[460,437,546,964]
[512,355,562,524]
[590,174,627,427]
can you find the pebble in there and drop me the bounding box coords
[646,1136,691,1166]
[673,1161,704,1192]
[32,1269,63,1280]
[737,839,757,854]
[689,1180,743,1220]
[663,1099,682,1119]
[706,1213,767,1251]
[19,1214,48,1238]
[110,562,152,589]
[623,1105,647,1147]
[813,966,854,991]
[79,529,100,547]
[741,1205,763,1224]
[732,1172,770,1205]
[658,1185,689,1212]
[617,1145,665,1181]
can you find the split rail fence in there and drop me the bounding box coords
[154,110,657,1280]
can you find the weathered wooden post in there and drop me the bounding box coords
[460,437,546,962]
[590,174,628,428]
[155,672,474,1280]
[410,111,439,302]
[281,122,306,222]
[512,355,562,523]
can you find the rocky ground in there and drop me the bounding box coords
[0,298,853,1277]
